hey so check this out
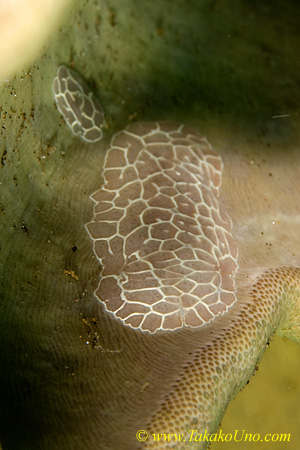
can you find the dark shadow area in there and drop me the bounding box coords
[102,0,300,142]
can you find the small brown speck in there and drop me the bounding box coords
[109,9,116,26]
[21,222,29,234]
[64,269,79,280]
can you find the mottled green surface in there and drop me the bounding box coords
[1,0,300,449]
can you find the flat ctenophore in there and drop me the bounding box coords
[53,65,105,143]
[86,121,239,333]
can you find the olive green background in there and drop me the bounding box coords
[214,337,300,449]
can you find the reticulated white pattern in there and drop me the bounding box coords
[86,121,238,333]
[53,65,105,143]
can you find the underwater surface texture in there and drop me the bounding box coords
[1,0,300,449]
